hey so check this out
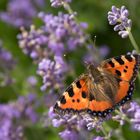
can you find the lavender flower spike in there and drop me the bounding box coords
[37,56,67,91]
[108,6,132,38]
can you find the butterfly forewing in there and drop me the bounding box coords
[101,54,140,105]
[54,75,90,114]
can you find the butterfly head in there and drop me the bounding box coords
[87,64,103,82]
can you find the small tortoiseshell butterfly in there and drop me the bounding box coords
[54,54,140,117]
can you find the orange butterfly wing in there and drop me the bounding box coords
[101,54,140,105]
[54,54,140,117]
[54,75,90,114]
[86,54,140,117]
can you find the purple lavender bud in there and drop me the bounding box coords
[84,114,112,131]
[0,43,16,70]
[50,0,72,8]
[0,0,45,28]
[112,114,125,126]
[92,136,105,140]
[27,76,37,86]
[59,129,79,140]
[108,5,132,38]
[0,42,16,86]
[48,106,57,119]
[52,118,65,127]
[118,30,129,38]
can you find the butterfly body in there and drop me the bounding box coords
[54,54,140,117]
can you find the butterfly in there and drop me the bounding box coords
[54,54,140,117]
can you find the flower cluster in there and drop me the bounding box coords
[48,101,140,140]
[0,93,38,140]
[42,107,112,140]
[108,6,132,38]
[121,102,140,131]
[0,0,45,28]
[38,12,88,55]
[18,12,88,60]
[37,56,67,91]
[0,104,24,140]
[17,25,48,61]
[44,107,90,140]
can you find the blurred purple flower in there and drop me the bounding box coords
[44,91,58,107]
[0,104,22,140]
[35,0,46,7]
[15,93,39,123]
[38,12,88,55]
[83,45,110,64]
[92,136,105,140]
[45,108,91,139]
[121,101,140,131]
[59,129,80,140]
[108,6,132,38]
[0,43,16,70]
[27,76,37,86]
[50,0,72,8]
[0,93,39,139]
[0,0,45,28]
[99,45,110,58]
[0,42,16,86]
[44,107,113,140]
[37,56,67,91]
[17,25,48,61]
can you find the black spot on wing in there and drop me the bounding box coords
[125,55,133,62]
[116,78,122,83]
[125,66,128,69]
[115,57,124,65]
[108,60,115,67]
[124,69,127,73]
[60,96,66,104]
[76,81,82,89]
[115,70,121,76]
[66,85,74,97]
[77,99,80,102]
[72,99,75,102]
[89,94,95,101]
[82,91,87,98]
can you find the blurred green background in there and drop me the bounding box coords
[0,0,140,140]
